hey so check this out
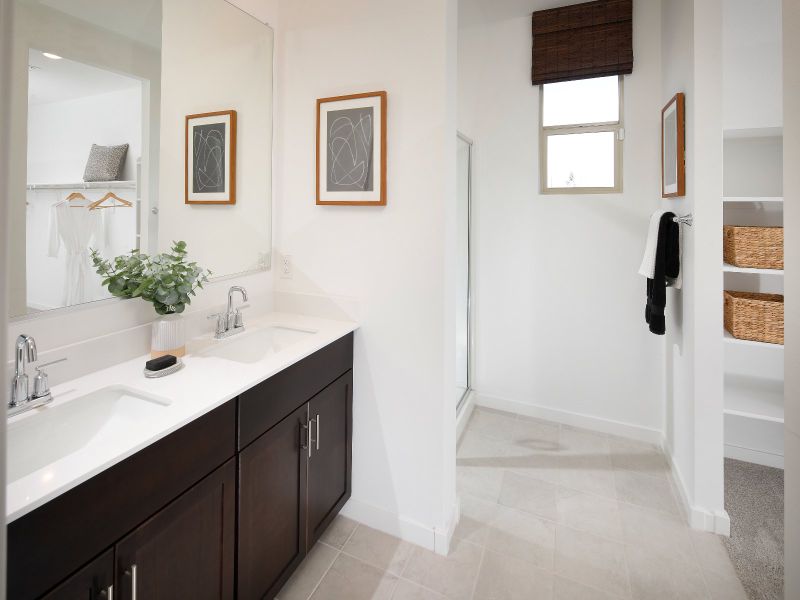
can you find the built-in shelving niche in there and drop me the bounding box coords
[721,128,785,468]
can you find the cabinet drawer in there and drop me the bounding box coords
[238,333,353,449]
[8,400,236,600]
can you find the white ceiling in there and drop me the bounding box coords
[33,0,162,49]
[28,49,141,106]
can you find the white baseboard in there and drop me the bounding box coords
[662,439,731,536]
[456,390,475,443]
[473,391,662,445]
[340,497,458,555]
[724,443,784,469]
[434,499,460,556]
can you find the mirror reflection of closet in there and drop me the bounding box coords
[10,0,162,318]
[26,51,149,313]
[10,0,275,320]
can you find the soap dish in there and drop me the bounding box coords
[144,358,184,379]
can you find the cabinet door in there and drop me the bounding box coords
[115,459,235,600]
[238,403,309,600]
[307,370,353,546]
[41,549,114,600]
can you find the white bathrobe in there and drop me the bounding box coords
[48,203,105,306]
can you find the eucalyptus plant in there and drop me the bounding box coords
[90,241,211,315]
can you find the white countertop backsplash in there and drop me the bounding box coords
[6,312,357,523]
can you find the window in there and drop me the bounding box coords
[540,75,624,193]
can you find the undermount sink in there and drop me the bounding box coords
[7,386,171,483]
[194,325,316,364]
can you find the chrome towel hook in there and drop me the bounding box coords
[673,213,693,227]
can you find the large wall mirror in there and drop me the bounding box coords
[8,0,273,319]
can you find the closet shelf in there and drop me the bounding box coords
[724,374,784,423]
[724,330,784,350]
[723,263,784,275]
[723,196,783,203]
[723,126,783,139]
[26,181,136,191]
[724,408,783,424]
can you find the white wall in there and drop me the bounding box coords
[459,0,727,531]
[158,0,273,277]
[783,0,800,595]
[722,0,783,132]
[0,0,12,592]
[458,0,665,440]
[27,86,142,183]
[690,0,725,532]
[661,0,727,533]
[661,0,696,521]
[273,0,458,552]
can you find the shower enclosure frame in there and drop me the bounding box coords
[456,132,473,412]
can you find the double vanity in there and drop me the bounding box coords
[7,1,353,597]
[7,312,357,600]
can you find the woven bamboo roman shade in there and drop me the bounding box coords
[531,0,633,85]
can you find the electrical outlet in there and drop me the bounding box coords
[280,255,293,279]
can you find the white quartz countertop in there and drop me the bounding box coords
[6,312,358,523]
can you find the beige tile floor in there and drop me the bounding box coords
[277,407,748,600]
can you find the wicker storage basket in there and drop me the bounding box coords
[723,226,783,269]
[724,291,784,345]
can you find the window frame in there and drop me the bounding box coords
[539,75,625,194]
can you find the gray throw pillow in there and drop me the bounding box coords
[83,143,129,182]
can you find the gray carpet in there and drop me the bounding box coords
[724,458,784,600]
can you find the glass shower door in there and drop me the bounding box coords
[456,134,472,409]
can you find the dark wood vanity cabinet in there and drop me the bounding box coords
[9,333,354,600]
[41,461,236,600]
[238,404,309,599]
[237,370,354,599]
[307,371,353,547]
[237,334,354,599]
[115,459,236,600]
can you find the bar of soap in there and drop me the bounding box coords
[146,355,177,371]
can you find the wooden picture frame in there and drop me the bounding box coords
[316,91,387,206]
[185,110,237,205]
[661,93,685,198]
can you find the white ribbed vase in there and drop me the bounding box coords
[151,313,186,358]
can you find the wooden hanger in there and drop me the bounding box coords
[66,191,86,201]
[88,191,133,210]
[56,191,88,207]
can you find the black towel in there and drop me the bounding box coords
[645,212,680,335]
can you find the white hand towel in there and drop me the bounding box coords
[638,209,683,289]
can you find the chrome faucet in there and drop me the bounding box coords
[10,335,36,409]
[8,335,65,417]
[208,286,248,339]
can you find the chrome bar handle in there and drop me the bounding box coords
[315,414,320,451]
[300,421,309,456]
[127,564,137,600]
[308,417,317,458]
[106,584,114,600]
